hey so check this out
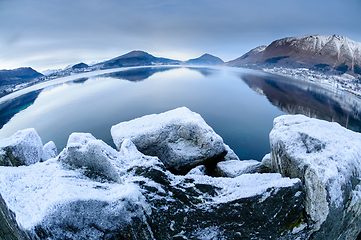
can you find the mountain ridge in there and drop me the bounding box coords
[0,67,43,84]
[99,50,181,69]
[227,34,361,76]
[185,53,224,65]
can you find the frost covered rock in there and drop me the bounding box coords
[186,165,207,176]
[111,107,226,174]
[223,143,240,161]
[270,115,361,239]
[261,153,273,170]
[0,128,43,166]
[41,141,57,162]
[58,132,122,183]
[0,158,154,240]
[215,159,267,177]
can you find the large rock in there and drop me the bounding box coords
[58,132,123,183]
[270,115,361,239]
[0,128,43,166]
[111,107,226,174]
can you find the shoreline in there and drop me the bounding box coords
[262,67,361,99]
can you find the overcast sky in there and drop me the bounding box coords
[1,0,361,72]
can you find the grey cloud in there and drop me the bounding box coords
[0,0,360,70]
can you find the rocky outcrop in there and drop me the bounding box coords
[269,114,361,239]
[111,107,226,174]
[0,136,305,240]
[0,108,309,240]
[0,128,43,166]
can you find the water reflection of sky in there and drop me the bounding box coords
[0,66,360,161]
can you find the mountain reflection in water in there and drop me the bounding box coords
[240,73,361,132]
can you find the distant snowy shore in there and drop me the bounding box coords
[263,67,361,98]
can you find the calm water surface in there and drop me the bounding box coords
[0,66,360,161]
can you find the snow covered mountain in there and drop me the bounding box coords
[227,34,361,76]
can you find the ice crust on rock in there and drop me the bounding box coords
[270,114,361,238]
[0,128,43,166]
[41,141,57,162]
[111,107,226,174]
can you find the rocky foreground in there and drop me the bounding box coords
[0,107,360,239]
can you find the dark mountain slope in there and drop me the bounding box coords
[0,67,43,85]
[186,53,224,65]
[100,50,181,69]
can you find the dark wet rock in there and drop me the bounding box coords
[133,162,306,240]
[0,194,31,240]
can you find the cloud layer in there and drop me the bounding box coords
[1,0,360,71]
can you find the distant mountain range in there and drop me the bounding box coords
[227,34,361,76]
[1,34,361,92]
[0,67,43,85]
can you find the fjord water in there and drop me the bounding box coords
[0,66,360,161]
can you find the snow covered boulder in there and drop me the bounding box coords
[0,157,154,240]
[215,159,268,177]
[58,133,122,183]
[41,141,57,162]
[270,115,361,239]
[0,128,43,166]
[111,107,226,174]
